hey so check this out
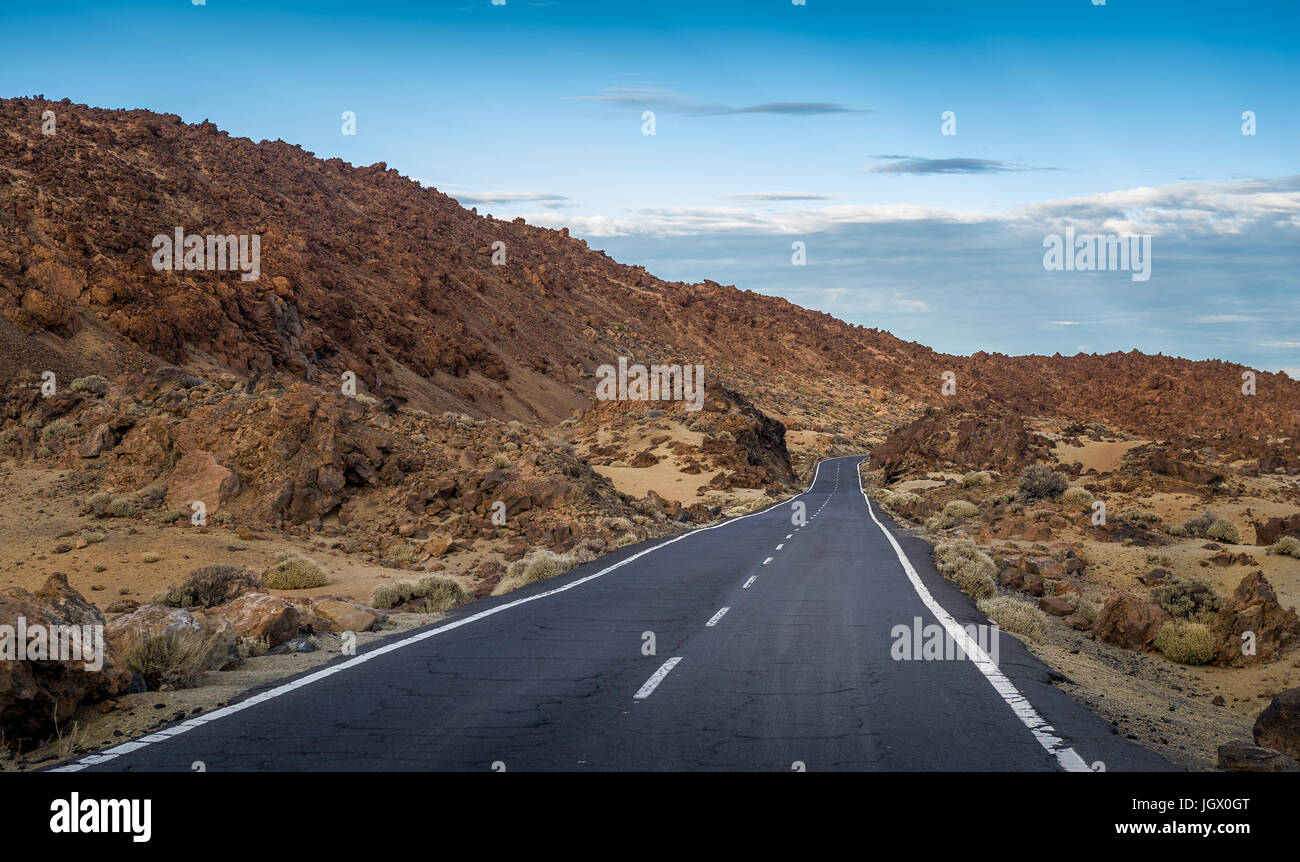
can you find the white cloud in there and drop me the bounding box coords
[510,175,1300,238]
[1192,314,1262,323]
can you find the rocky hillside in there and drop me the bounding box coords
[4,96,1299,460]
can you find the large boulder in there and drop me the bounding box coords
[210,593,300,647]
[1253,687,1300,761]
[0,574,132,744]
[1217,740,1299,772]
[106,603,233,671]
[1210,571,1300,666]
[1253,513,1300,546]
[165,449,239,513]
[1094,593,1171,651]
[311,599,385,633]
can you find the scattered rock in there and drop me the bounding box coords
[1210,571,1300,666]
[1253,687,1300,760]
[1138,569,1169,586]
[1094,593,1171,651]
[210,593,300,648]
[1038,596,1074,617]
[0,574,132,744]
[1217,740,1299,772]
[311,598,385,633]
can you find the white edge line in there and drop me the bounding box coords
[705,607,730,627]
[634,657,683,699]
[62,458,839,770]
[855,460,1091,773]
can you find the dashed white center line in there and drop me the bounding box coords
[742,575,757,589]
[705,607,730,627]
[762,556,773,565]
[785,534,792,539]
[634,657,682,700]
[775,543,784,550]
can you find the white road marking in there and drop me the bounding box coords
[705,607,730,627]
[634,657,683,699]
[785,534,792,539]
[742,575,757,589]
[762,557,773,565]
[855,462,1091,773]
[775,543,784,550]
[56,459,838,771]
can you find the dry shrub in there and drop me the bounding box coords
[1271,536,1300,558]
[263,552,329,589]
[926,499,979,531]
[125,630,218,690]
[371,575,468,613]
[933,539,997,599]
[977,595,1048,642]
[1151,577,1221,623]
[492,548,597,596]
[1206,518,1240,544]
[1060,487,1095,510]
[1016,465,1068,502]
[1154,621,1215,665]
[157,565,263,608]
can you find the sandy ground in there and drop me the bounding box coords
[0,462,504,610]
[1053,439,1148,473]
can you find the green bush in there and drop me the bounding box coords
[263,552,329,590]
[1016,465,1069,502]
[1151,577,1221,623]
[1154,621,1215,665]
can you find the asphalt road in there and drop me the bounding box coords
[64,456,1174,772]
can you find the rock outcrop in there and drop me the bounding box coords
[0,574,132,744]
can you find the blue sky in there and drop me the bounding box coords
[2,1,1297,373]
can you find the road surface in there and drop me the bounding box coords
[61,456,1173,772]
